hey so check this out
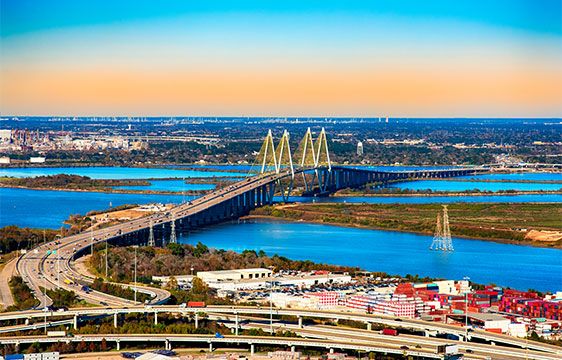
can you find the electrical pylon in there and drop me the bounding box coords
[169,215,177,244]
[147,220,155,247]
[430,205,454,251]
[161,223,167,247]
[441,205,454,251]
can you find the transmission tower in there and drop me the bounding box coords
[430,213,443,250]
[169,215,177,244]
[161,223,167,247]
[147,220,155,247]
[430,205,454,251]
[442,205,454,251]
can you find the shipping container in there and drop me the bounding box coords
[382,328,398,336]
[187,301,206,308]
[485,328,502,334]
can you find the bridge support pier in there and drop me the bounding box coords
[366,322,372,331]
[195,313,199,329]
[208,342,213,352]
[298,316,303,328]
[235,313,239,335]
[73,315,78,330]
[25,318,30,325]
[329,348,334,354]
[165,339,170,351]
[116,341,120,351]
[114,313,118,328]
[291,346,295,353]
[154,312,158,325]
[424,330,430,337]
[250,344,254,356]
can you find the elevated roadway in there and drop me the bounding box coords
[1,305,560,356]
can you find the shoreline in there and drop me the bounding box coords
[242,214,562,250]
[333,190,562,197]
[0,184,211,196]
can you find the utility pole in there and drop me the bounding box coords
[133,245,138,303]
[44,274,47,334]
[464,276,471,341]
[269,281,274,334]
[105,240,109,278]
[90,226,94,255]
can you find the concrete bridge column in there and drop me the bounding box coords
[114,313,118,328]
[165,339,170,350]
[255,187,261,207]
[195,313,199,328]
[73,315,78,330]
[298,316,303,328]
[208,342,213,352]
[329,348,334,354]
[235,313,239,335]
[250,344,255,355]
[261,185,267,205]
[291,345,295,353]
[25,318,30,325]
[154,311,158,325]
[116,341,120,351]
[366,322,372,331]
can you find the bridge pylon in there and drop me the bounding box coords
[275,130,294,201]
[249,129,278,175]
[314,127,331,170]
[293,127,318,192]
[314,127,332,191]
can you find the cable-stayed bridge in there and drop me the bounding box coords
[16,129,485,308]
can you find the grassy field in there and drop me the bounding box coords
[251,203,562,248]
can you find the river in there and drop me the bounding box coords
[180,219,562,292]
[2,187,561,229]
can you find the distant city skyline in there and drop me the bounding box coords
[1,1,561,117]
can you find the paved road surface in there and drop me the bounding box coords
[0,257,17,309]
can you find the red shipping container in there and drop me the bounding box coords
[188,301,206,308]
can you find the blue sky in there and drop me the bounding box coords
[1,0,561,116]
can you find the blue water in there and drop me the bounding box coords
[181,220,562,292]
[1,186,561,229]
[389,180,562,192]
[0,188,187,229]
[352,165,460,172]
[115,179,216,192]
[0,166,246,179]
[460,173,562,182]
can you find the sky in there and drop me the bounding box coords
[1,0,561,117]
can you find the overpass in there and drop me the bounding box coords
[15,128,485,308]
[1,305,561,356]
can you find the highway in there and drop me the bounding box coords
[16,170,289,308]
[1,305,560,356]
[1,332,558,360]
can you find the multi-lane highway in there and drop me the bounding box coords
[16,170,289,308]
[1,305,561,356]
